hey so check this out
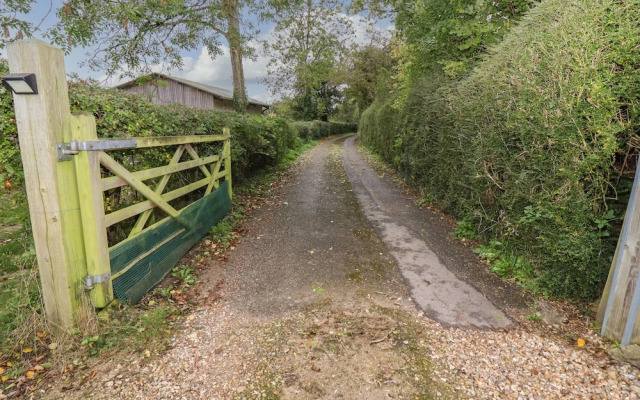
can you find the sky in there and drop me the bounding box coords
[8,1,392,104]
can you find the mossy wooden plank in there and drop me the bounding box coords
[184,144,212,179]
[100,152,182,220]
[130,134,229,148]
[205,158,223,195]
[223,129,232,200]
[596,238,621,329]
[101,152,219,191]
[71,113,113,308]
[129,146,186,237]
[104,177,210,227]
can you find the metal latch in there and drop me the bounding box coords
[57,141,79,161]
[57,138,138,161]
[85,272,111,291]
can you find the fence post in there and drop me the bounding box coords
[71,113,113,308]
[598,160,640,344]
[7,39,88,330]
[223,127,232,200]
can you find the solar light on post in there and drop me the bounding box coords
[1,73,38,95]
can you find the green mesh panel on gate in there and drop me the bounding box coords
[109,181,231,304]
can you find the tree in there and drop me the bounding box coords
[264,0,353,121]
[53,0,251,112]
[390,0,536,79]
[337,42,395,115]
[0,0,50,49]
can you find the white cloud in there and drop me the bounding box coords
[179,43,269,88]
[345,14,394,47]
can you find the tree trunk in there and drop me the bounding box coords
[224,0,248,113]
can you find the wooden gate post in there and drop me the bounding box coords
[597,160,640,345]
[7,39,89,330]
[71,114,113,308]
[223,127,233,200]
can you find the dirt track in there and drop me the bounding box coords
[41,135,640,400]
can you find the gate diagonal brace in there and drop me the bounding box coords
[99,152,195,230]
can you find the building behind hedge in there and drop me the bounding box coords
[116,73,270,115]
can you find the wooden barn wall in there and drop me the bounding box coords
[247,103,264,115]
[215,100,264,115]
[215,98,234,112]
[121,79,265,114]
[123,79,215,110]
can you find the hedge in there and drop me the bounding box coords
[360,0,640,299]
[292,120,358,140]
[0,80,300,184]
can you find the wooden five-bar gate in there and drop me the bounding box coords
[7,40,232,330]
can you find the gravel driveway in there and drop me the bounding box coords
[39,135,640,400]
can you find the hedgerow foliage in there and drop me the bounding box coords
[292,120,358,140]
[360,0,640,299]
[0,60,20,185]
[0,80,300,184]
[391,0,536,80]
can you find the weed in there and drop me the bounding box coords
[474,241,537,292]
[594,209,616,238]
[171,265,196,286]
[347,269,363,283]
[0,264,43,354]
[209,219,234,247]
[453,214,480,240]
[312,284,325,295]
[415,198,431,208]
[526,313,542,322]
[152,285,174,299]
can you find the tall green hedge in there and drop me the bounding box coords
[360,0,640,299]
[0,80,300,184]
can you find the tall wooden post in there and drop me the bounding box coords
[72,114,113,308]
[7,39,88,329]
[598,160,640,345]
[223,127,233,200]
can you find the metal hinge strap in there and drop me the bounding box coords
[85,272,111,291]
[57,139,138,161]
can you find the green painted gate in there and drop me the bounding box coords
[95,134,231,303]
[71,130,233,305]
